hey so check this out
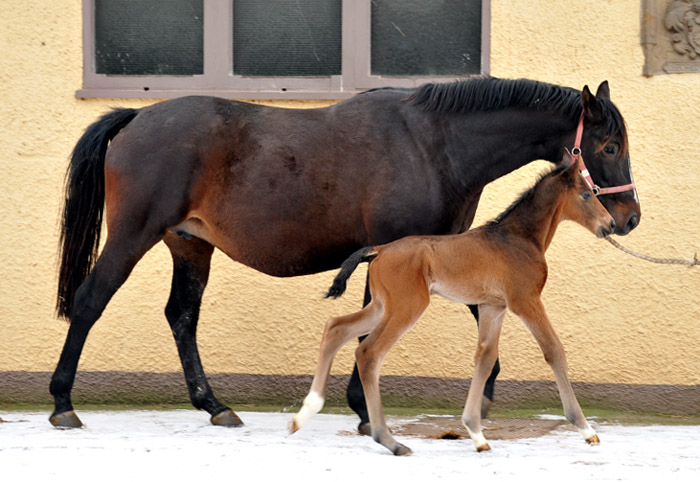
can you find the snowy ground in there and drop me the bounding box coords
[1,410,698,481]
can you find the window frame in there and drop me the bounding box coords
[77,0,490,100]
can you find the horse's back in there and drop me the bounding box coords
[102,93,457,276]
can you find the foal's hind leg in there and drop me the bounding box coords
[346,275,372,435]
[50,233,160,427]
[163,233,242,427]
[357,293,429,456]
[290,302,381,433]
[468,304,501,419]
[510,297,599,445]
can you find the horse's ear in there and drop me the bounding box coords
[595,80,610,99]
[581,85,603,121]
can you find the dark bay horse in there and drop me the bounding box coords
[290,152,613,455]
[51,77,640,429]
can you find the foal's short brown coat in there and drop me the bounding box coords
[290,154,615,455]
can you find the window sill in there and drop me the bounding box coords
[75,88,358,100]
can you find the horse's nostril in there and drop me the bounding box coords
[609,219,616,233]
[625,213,639,232]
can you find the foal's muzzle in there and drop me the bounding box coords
[599,219,616,238]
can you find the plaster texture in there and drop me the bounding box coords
[1,1,698,408]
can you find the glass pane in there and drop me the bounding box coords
[95,0,203,76]
[371,0,482,76]
[233,0,341,77]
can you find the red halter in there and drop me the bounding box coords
[571,112,636,196]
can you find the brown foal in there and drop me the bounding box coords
[290,152,614,455]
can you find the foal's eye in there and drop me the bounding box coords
[581,191,592,201]
[603,143,619,156]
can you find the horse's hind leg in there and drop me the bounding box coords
[163,233,242,427]
[50,233,159,428]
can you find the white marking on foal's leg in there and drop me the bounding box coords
[580,423,600,445]
[288,392,325,434]
[463,424,491,452]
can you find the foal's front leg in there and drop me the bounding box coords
[462,304,506,451]
[511,298,599,445]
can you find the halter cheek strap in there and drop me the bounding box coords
[571,112,636,196]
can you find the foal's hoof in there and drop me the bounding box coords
[392,443,413,456]
[211,409,244,427]
[476,442,491,452]
[288,418,300,434]
[49,410,83,429]
[585,434,600,445]
[358,422,372,436]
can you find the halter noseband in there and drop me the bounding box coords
[571,112,636,196]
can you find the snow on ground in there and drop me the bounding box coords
[1,410,698,481]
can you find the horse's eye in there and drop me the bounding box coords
[581,191,591,201]
[603,144,618,156]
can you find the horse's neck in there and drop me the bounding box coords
[445,111,572,193]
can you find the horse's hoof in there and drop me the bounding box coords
[358,422,372,436]
[49,410,83,428]
[476,442,491,452]
[211,409,244,427]
[480,396,493,419]
[393,443,413,456]
[585,434,600,445]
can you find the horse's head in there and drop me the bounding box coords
[558,150,616,239]
[576,82,641,235]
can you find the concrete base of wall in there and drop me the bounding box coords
[1,372,697,416]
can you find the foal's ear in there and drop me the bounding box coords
[581,85,603,121]
[595,80,610,99]
[558,148,581,183]
[560,147,575,168]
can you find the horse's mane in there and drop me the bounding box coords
[486,162,572,227]
[407,77,626,139]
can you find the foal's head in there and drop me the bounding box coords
[558,151,616,238]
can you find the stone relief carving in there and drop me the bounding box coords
[642,0,700,75]
[666,0,700,58]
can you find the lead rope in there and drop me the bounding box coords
[606,237,698,267]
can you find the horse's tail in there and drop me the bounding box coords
[325,247,377,299]
[56,108,139,320]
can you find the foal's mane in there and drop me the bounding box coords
[407,77,626,139]
[486,163,572,227]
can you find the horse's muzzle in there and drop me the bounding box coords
[618,212,639,235]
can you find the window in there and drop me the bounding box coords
[78,0,490,99]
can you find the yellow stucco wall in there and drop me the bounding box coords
[1,0,698,390]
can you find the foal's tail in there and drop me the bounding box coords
[325,247,377,299]
[56,108,139,320]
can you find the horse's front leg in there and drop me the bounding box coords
[468,304,501,419]
[511,298,599,445]
[164,234,242,427]
[462,304,506,451]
